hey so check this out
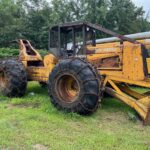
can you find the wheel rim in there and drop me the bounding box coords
[0,70,7,90]
[56,74,80,103]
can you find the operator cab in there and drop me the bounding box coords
[49,22,96,58]
[49,21,139,58]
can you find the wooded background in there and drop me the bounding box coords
[0,0,150,49]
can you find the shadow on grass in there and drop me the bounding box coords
[101,96,133,113]
[26,81,48,95]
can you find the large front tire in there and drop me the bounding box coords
[0,59,27,97]
[48,58,101,115]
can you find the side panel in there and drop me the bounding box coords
[147,58,150,74]
[87,42,123,70]
[123,43,145,80]
[23,54,57,82]
[87,42,146,81]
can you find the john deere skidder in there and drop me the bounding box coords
[0,22,150,125]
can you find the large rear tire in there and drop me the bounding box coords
[0,59,27,97]
[48,58,101,115]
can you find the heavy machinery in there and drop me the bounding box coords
[0,22,150,125]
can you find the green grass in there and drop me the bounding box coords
[0,82,150,150]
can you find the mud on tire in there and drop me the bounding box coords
[0,59,27,97]
[48,58,101,115]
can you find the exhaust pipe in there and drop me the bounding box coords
[96,31,150,44]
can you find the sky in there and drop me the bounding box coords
[132,0,150,16]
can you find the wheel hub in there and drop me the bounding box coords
[56,74,80,103]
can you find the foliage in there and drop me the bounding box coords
[0,48,48,58]
[105,0,147,34]
[0,0,25,46]
[0,48,19,58]
[0,0,150,49]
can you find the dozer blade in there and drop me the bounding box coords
[144,108,150,125]
[104,78,150,125]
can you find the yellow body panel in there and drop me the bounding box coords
[147,58,150,74]
[18,40,57,83]
[87,41,150,86]
[27,54,57,82]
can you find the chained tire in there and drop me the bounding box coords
[48,58,101,115]
[0,59,27,97]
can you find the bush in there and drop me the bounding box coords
[0,48,48,58]
[0,48,19,58]
[38,49,48,57]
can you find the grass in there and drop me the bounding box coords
[0,82,150,150]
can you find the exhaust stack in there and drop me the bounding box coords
[96,31,150,44]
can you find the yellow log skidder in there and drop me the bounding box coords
[0,22,150,125]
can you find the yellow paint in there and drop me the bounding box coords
[18,39,57,82]
[147,58,150,74]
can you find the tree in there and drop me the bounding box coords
[0,0,150,49]
[67,0,109,24]
[0,0,25,47]
[105,0,146,34]
[22,0,53,49]
[83,0,108,25]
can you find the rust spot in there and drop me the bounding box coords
[91,56,120,68]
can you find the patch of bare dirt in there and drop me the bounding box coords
[33,144,49,150]
[6,103,40,109]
